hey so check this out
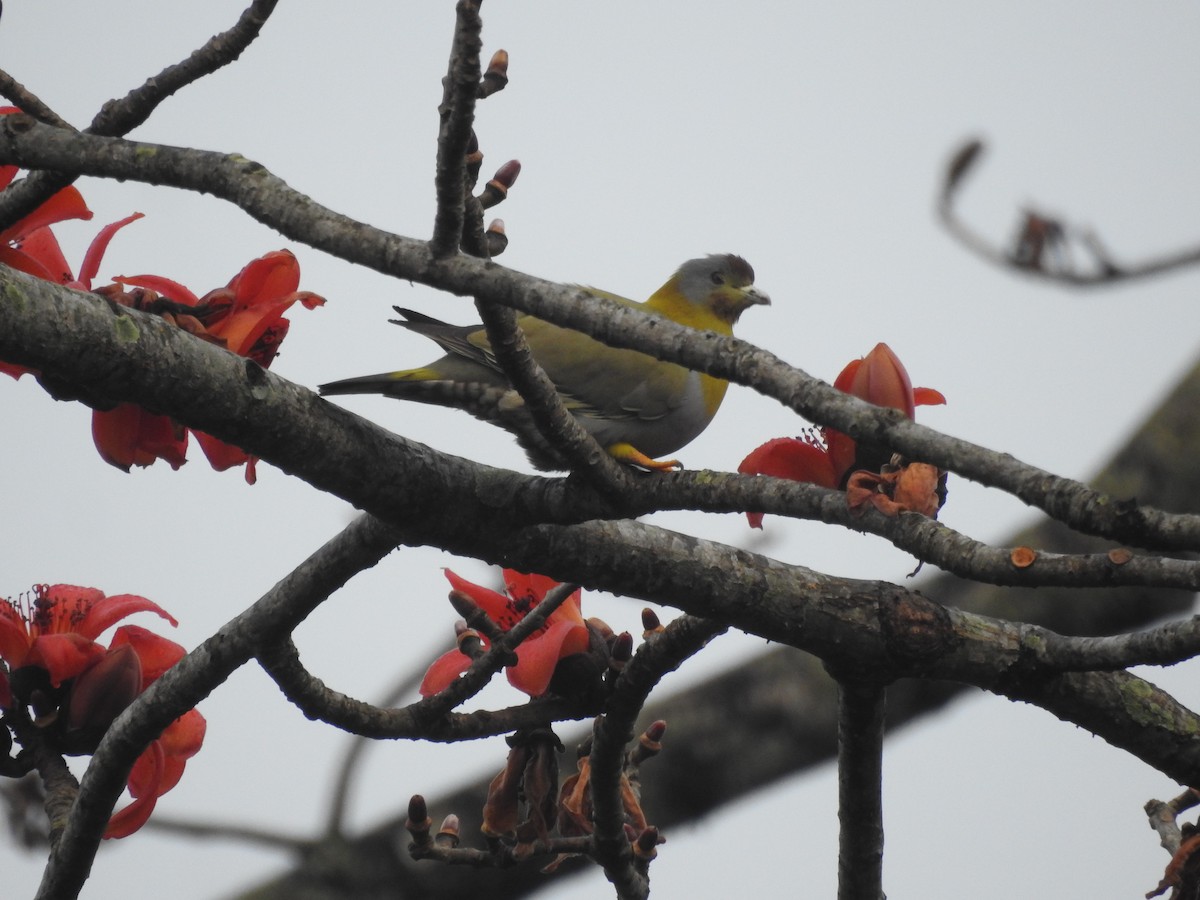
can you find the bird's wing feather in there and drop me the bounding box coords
[392,301,693,421]
[517,313,692,422]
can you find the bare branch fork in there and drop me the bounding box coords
[938,137,1200,287]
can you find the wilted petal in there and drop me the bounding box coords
[65,643,142,734]
[481,745,526,837]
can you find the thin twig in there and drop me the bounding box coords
[1145,788,1200,856]
[146,814,316,853]
[938,136,1200,288]
[0,0,280,230]
[324,662,426,838]
[430,0,483,258]
[255,583,596,739]
[473,298,633,491]
[0,73,72,128]
[590,615,727,899]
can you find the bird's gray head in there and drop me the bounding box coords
[673,254,771,324]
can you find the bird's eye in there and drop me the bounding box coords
[710,271,725,285]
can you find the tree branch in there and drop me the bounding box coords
[1,130,1197,551]
[0,0,280,229]
[836,681,886,900]
[938,137,1200,287]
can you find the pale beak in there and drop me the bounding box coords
[745,285,771,306]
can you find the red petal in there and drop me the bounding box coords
[295,290,325,310]
[0,359,33,380]
[419,647,473,696]
[913,387,946,407]
[824,429,857,484]
[114,273,200,306]
[76,212,143,290]
[24,633,106,686]
[92,405,189,471]
[503,570,555,603]
[192,430,251,473]
[0,603,32,668]
[105,741,163,839]
[0,185,92,245]
[109,625,184,684]
[11,227,73,283]
[159,708,206,760]
[79,595,177,642]
[739,437,840,489]
[227,250,299,302]
[507,620,589,697]
[0,670,11,708]
[444,569,513,624]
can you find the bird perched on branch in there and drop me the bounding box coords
[319,254,769,471]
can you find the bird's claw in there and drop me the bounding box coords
[607,443,682,472]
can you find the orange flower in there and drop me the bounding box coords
[420,569,592,698]
[112,250,325,482]
[0,584,205,838]
[0,117,323,480]
[740,343,945,526]
[0,106,105,381]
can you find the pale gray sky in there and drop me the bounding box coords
[2,2,1199,897]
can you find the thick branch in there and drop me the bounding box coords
[836,682,886,900]
[0,198,1197,553]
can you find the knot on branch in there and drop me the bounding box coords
[877,592,958,673]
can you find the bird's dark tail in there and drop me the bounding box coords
[318,369,437,396]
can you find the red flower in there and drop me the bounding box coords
[0,110,95,287]
[740,343,945,527]
[0,106,106,381]
[111,249,325,482]
[420,569,592,698]
[0,584,206,838]
[0,118,323,480]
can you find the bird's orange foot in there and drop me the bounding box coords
[607,443,682,472]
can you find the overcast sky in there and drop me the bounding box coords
[3,2,1200,897]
